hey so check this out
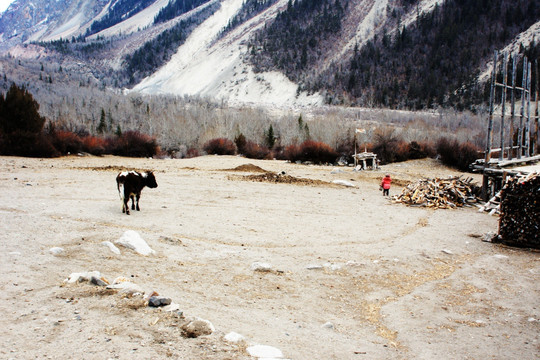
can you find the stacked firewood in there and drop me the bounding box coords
[498,172,539,249]
[392,176,481,209]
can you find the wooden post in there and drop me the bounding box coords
[499,52,508,160]
[518,57,527,159]
[485,51,497,163]
[533,60,540,154]
[525,61,532,157]
[509,55,517,159]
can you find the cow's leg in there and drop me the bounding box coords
[123,194,130,215]
[130,195,136,210]
[135,193,141,211]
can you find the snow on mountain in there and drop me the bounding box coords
[132,0,323,108]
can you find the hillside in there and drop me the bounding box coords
[0,0,538,109]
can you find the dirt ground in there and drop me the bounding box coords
[0,154,538,359]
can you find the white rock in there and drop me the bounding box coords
[323,263,341,271]
[246,344,284,358]
[322,322,334,329]
[441,249,454,255]
[106,281,144,294]
[306,264,323,270]
[332,179,355,187]
[250,262,272,272]
[115,230,155,256]
[493,254,509,259]
[224,331,245,343]
[102,241,121,255]
[49,247,64,255]
[65,271,101,283]
[162,302,181,312]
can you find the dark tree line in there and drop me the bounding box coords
[220,0,279,37]
[249,0,347,82]
[318,0,539,109]
[153,0,211,24]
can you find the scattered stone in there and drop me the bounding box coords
[493,254,509,259]
[90,276,109,286]
[106,281,144,295]
[482,232,498,243]
[441,249,454,255]
[332,179,355,187]
[102,241,121,255]
[162,303,181,313]
[322,322,334,329]
[49,247,64,256]
[181,318,214,338]
[115,230,155,256]
[65,271,102,284]
[306,264,323,270]
[224,332,245,343]
[148,296,172,307]
[246,344,284,358]
[323,263,342,271]
[331,168,344,174]
[250,262,272,272]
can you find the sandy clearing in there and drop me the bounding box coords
[0,155,538,359]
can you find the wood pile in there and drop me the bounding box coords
[478,191,501,216]
[498,172,539,249]
[392,176,481,209]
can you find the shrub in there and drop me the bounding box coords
[186,147,200,158]
[82,135,107,155]
[408,140,436,159]
[436,137,481,171]
[372,128,399,164]
[234,133,247,153]
[241,140,270,159]
[50,130,83,154]
[203,138,236,155]
[298,140,338,164]
[108,130,159,157]
[0,131,59,157]
[283,144,301,162]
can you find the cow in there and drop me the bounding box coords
[116,170,158,215]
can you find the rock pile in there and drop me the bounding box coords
[498,172,539,249]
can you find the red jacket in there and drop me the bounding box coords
[381,176,391,189]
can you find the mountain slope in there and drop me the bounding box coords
[132,0,323,107]
[0,0,538,110]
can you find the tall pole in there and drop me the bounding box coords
[485,51,497,163]
[525,61,532,157]
[518,57,527,159]
[499,52,508,160]
[509,55,517,159]
[533,60,540,154]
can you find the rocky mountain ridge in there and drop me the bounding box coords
[0,0,538,109]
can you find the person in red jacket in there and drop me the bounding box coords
[381,174,391,196]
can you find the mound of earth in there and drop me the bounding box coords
[240,172,334,186]
[226,164,267,173]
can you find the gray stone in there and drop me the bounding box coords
[148,296,172,307]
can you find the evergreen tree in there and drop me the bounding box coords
[0,83,45,135]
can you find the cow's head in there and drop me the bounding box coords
[145,171,158,188]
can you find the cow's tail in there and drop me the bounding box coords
[116,178,124,200]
